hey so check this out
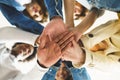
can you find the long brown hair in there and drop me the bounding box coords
[23,0,48,23]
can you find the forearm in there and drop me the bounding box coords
[75,8,99,34]
[44,0,63,20]
[0,4,44,34]
[64,0,75,28]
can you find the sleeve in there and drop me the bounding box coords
[84,49,120,72]
[90,7,105,18]
[36,60,49,71]
[44,0,63,20]
[0,3,44,35]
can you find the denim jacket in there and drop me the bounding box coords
[44,0,63,20]
[0,0,63,34]
[0,0,44,34]
[87,0,120,12]
[0,0,25,11]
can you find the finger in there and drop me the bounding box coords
[44,35,51,48]
[71,40,78,47]
[54,31,69,43]
[39,34,47,49]
[60,36,74,51]
[62,52,72,61]
[57,31,74,46]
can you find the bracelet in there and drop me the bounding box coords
[37,60,48,68]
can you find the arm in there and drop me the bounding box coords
[54,7,105,48]
[64,0,75,28]
[0,3,44,34]
[38,0,68,48]
[61,40,86,68]
[81,19,120,49]
[75,7,104,34]
[44,0,63,19]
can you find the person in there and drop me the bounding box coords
[58,0,120,43]
[36,1,91,79]
[0,0,66,43]
[57,13,120,73]
[55,62,73,80]
[37,32,91,80]
[0,27,38,80]
[37,0,68,49]
[74,0,88,20]
[0,0,44,34]
[23,0,48,23]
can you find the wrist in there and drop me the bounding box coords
[51,16,63,20]
[37,60,48,68]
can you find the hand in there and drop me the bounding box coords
[38,17,66,48]
[54,27,82,51]
[37,36,62,68]
[61,40,85,66]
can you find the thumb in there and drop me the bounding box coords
[71,40,78,47]
[39,34,47,49]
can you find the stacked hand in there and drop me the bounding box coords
[36,17,85,68]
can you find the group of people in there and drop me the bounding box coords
[0,0,120,80]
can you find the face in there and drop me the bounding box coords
[11,43,34,62]
[26,2,44,21]
[55,62,71,80]
[74,1,87,20]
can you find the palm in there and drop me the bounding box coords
[37,41,62,67]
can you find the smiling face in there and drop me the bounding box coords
[26,1,44,22]
[11,43,34,62]
[55,62,73,80]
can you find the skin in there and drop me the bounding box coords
[37,35,62,68]
[11,43,34,62]
[55,62,73,80]
[56,0,98,48]
[37,0,97,67]
[74,1,88,20]
[38,17,67,49]
[25,1,44,22]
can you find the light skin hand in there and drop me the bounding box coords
[37,16,66,49]
[54,27,82,51]
[61,40,85,65]
[37,36,62,68]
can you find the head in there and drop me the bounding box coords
[74,1,88,20]
[23,0,48,22]
[55,62,73,80]
[11,42,36,62]
[10,42,37,73]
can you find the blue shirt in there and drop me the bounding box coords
[87,0,120,12]
[0,0,63,34]
[0,0,25,11]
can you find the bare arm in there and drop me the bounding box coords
[64,0,75,28]
[75,7,104,34]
